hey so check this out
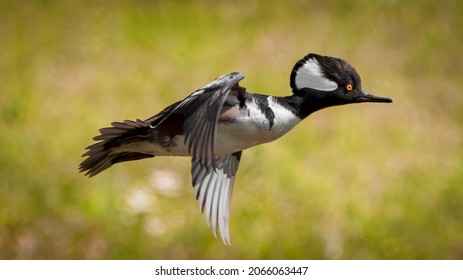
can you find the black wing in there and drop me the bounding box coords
[149,72,245,169]
[191,151,242,245]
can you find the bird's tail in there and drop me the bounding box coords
[79,119,155,177]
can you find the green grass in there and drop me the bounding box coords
[1,0,463,259]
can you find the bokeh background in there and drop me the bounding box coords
[1,0,462,259]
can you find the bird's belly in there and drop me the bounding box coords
[214,122,275,154]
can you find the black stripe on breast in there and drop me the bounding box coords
[236,85,248,109]
[254,96,275,130]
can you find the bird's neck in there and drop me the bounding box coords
[278,90,336,119]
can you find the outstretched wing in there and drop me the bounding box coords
[191,151,242,245]
[148,72,245,169]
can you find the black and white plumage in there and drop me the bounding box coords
[79,53,392,245]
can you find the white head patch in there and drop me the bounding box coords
[293,57,338,91]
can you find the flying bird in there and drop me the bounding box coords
[79,53,392,245]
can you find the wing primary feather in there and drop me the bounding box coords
[223,176,235,245]
[211,175,220,237]
[204,170,218,228]
[190,150,242,245]
[198,172,212,213]
[219,177,231,245]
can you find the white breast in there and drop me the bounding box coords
[214,96,301,154]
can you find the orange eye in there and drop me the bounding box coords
[346,84,353,91]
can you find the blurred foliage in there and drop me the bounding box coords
[1,0,463,259]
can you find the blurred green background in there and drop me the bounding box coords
[1,0,462,259]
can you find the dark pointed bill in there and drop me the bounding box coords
[356,91,393,103]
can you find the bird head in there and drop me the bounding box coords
[290,53,392,112]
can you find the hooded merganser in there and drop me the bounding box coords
[79,53,392,245]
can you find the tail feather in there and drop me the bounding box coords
[79,119,154,177]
